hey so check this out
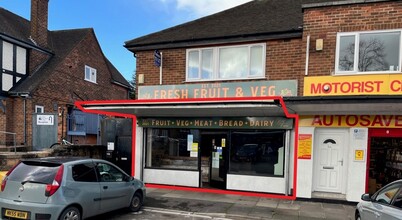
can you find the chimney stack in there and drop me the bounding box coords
[30,0,49,48]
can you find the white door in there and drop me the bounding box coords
[314,130,348,193]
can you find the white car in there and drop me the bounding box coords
[356,180,402,220]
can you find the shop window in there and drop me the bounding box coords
[336,30,401,74]
[369,137,402,193]
[229,130,285,177]
[186,44,265,81]
[145,128,200,170]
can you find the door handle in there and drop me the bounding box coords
[103,186,108,190]
[339,159,343,166]
[323,166,334,169]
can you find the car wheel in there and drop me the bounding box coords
[129,191,143,212]
[59,206,81,220]
[355,211,361,220]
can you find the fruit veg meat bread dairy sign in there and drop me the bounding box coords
[304,74,402,96]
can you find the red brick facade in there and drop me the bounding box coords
[3,31,128,149]
[136,39,305,96]
[302,1,402,80]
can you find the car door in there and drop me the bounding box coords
[70,162,101,218]
[362,183,402,220]
[96,162,134,213]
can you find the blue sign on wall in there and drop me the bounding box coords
[154,50,161,67]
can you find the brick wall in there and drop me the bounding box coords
[7,31,128,148]
[135,39,304,96]
[302,1,402,92]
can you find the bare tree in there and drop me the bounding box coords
[339,38,388,71]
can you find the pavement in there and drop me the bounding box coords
[144,187,357,220]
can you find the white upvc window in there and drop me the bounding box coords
[35,105,44,113]
[186,43,266,81]
[85,65,97,83]
[335,30,402,75]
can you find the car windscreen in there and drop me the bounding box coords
[8,161,61,184]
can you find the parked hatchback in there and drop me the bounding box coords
[355,179,402,220]
[0,157,145,220]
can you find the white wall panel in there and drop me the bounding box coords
[144,169,199,187]
[2,41,13,71]
[227,174,286,194]
[2,73,13,91]
[16,46,26,74]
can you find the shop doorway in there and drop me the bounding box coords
[313,129,348,193]
[368,129,402,194]
[200,132,228,189]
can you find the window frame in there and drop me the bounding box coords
[35,105,44,113]
[335,29,402,75]
[186,43,266,82]
[84,65,97,83]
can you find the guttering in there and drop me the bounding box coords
[125,29,302,52]
[302,0,392,10]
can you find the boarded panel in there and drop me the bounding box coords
[32,113,58,150]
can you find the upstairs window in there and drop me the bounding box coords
[187,44,265,81]
[35,105,44,113]
[85,65,97,83]
[335,30,401,74]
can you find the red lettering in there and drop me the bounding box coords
[364,82,374,92]
[311,115,323,126]
[373,81,383,92]
[351,82,361,93]
[341,82,351,93]
[360,115,371,126]
[382,115,393,126]
[390,80,401,92]
[322,115,334,126]
[346,115,358,126]
[371,115,384,127]
[395,116,402,127]
[335,115,345,126]
[310,84,322,94]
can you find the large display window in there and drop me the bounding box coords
[145,128,200,170]
[229,130,285,177]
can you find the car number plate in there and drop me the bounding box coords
[5,209,28,219]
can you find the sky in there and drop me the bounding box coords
[0,0,252,82]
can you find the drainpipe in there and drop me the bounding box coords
[23,98,26,145]
[305,35,310,76]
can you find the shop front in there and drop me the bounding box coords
[76,80,300,199]
[139,117,293,194]
[293,74,402,202]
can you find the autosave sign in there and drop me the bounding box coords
[154,50,161,67]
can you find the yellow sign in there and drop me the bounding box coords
[298,134,312,159]
[300,115,402,128]
[304,74,402,96]
[355,150,365,161]
[221,138,226,147]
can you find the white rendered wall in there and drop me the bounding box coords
[227,175,286,194]
[296,127,315,198]
[346,127,368,202]
[144,169,199,187]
